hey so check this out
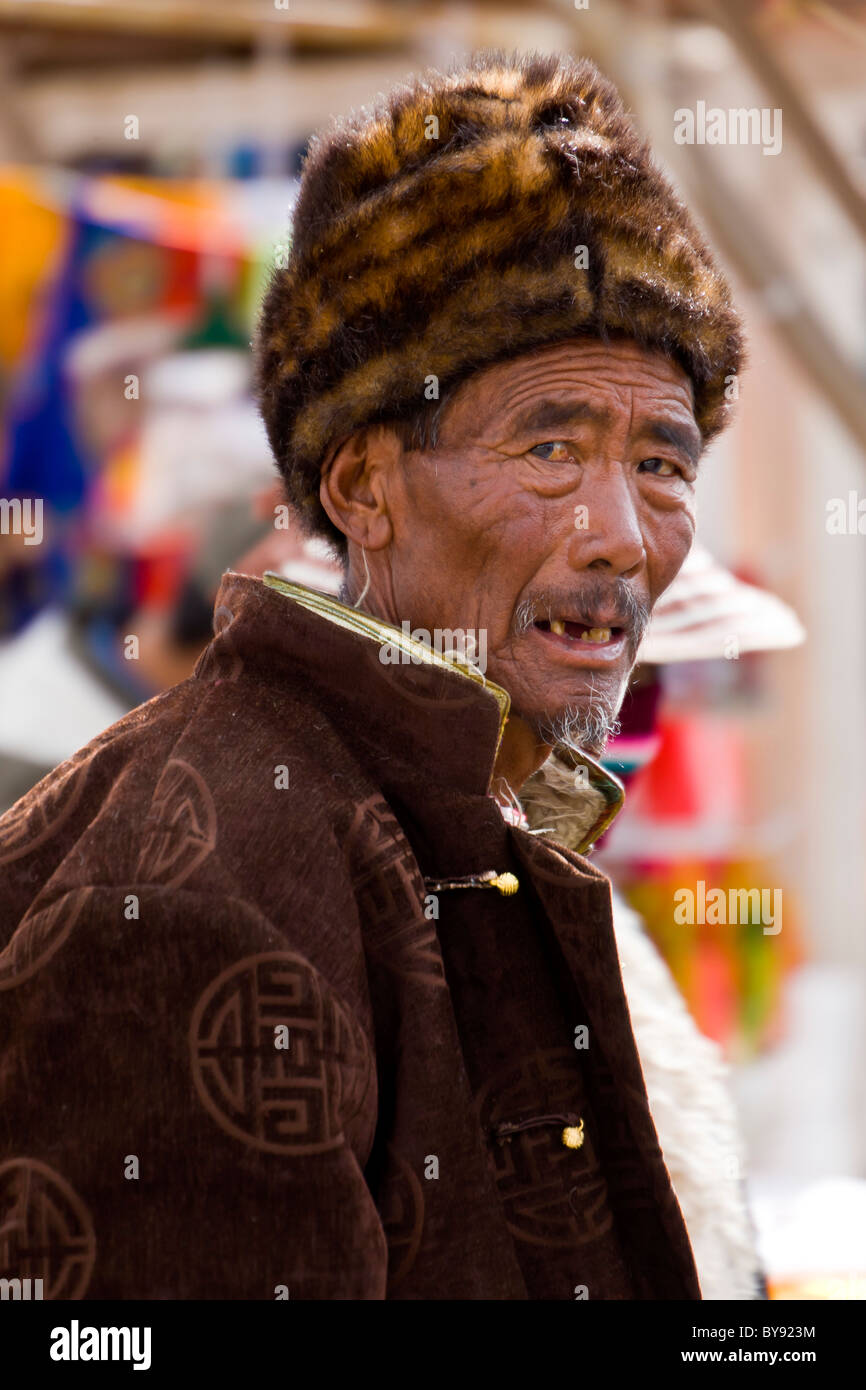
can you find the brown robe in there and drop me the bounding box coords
[0,571,700,1300]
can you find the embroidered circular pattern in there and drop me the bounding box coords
[135,758,218,890]
[0,1158,96,1299]
[378,1144,426,1292]
[476,1048,615,1248]
[0,888,93,992]
[190,951,375,1155]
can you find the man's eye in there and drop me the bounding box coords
[529,441,573,463]
[638,457,680,477]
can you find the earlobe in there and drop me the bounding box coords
[320,427,395,551]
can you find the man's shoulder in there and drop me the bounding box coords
[0,665,373,931]
[2,660,356,832]
[0,677,194,868]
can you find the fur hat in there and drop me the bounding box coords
[254,51,744,550]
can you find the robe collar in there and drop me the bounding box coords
[212,571,624,854]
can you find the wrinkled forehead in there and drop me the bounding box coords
[439,336,698,446]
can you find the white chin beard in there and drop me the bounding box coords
[528,702,622,757]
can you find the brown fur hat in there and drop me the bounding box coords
[254,51,744,550]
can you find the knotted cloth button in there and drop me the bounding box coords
[422,870,519,895]
[561,1119,585,1149]
[487,871,519,896]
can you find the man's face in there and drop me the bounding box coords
[373,337,700,751]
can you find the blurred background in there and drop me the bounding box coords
[0,0,864,1299]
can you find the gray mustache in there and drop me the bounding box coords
[514,580,651,650]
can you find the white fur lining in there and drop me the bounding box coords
[520,755,764,1299]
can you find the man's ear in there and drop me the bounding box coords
[319,426,399,551]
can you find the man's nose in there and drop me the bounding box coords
[566,465,645,577]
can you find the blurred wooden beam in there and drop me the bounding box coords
[683,143,866,463]
[0,0,413,51]
[695,0,866,247]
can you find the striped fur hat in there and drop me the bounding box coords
[254,51,744,550]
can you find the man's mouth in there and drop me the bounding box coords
[529,616,631,668]
[534,618,624,647]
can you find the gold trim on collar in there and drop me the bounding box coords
[551,744,626,854]
[260,573,626,849]
[261,571,511,759]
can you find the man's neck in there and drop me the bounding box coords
[491,713,552,802]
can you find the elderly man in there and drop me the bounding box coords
[0,53,742,1300]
